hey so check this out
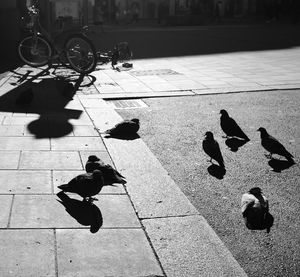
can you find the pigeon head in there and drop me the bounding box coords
[88,155,100,162]
[249,187,262,196]
[204,131,214,139]
[220,109,229,117]
[257,127,266,132]
[131,118,139,124]
[257,127,268,134]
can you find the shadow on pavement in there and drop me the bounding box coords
[225,137,249,152]
[0,68,87,138]
[57,191,103,233]
[268,158,296,172]
[104,133,140,140]
[207,164,226,179]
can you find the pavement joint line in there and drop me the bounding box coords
[53,229,59,277]
[140,213,201,220]
[0,227,143,230]
[6,194,15,229]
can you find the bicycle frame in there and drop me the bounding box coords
[26,5,64,59]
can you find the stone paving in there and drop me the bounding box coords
[1,43,300,276]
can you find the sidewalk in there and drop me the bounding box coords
[1,41,300,275]
[0,65,248,276]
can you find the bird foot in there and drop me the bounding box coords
[264,153,272,159]
[83,197,99,203]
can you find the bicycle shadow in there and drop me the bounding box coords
[0,67,93,138]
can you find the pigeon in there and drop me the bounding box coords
[257,127,295,163]
[105,118,140,137]
[202,131,225,168]
[241,187,274,233]
[85,155,126,184]
[220,109,250,141]
[57,170,104,202]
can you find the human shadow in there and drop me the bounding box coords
[207,164,226,179]
[268,158,296,172]
[56,191,103,233]
[0,68,86,138]
[225,137,249,152]
[104,133,140,140]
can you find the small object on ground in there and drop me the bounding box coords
[220,109,250,141]
[202,131,225,168]
[57,170,104,202]
[122,62,133,68]
[257,127,295,163]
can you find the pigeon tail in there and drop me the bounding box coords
[241,133,250,142]
[218,160,225,168]
[285,154,295,164]
[58,184,68,190]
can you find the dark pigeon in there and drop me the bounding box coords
[85,155,126,185]
[105,118,139,137]
[257,127,295,163]
[57,170,104,202]
[220,109,250,141]
[202,131,225,168]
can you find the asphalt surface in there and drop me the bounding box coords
[116,89,300,277]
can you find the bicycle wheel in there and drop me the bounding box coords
[64,34,97,74]
[18,35,52,67]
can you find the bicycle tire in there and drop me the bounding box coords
[64,34,97,74]
[18,35,52,67]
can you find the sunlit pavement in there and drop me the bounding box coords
[0,43,299,276]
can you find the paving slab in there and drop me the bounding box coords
[50,136,106,151]
[72,125,99,136]
[0,151,20,169]
[142,215,247,277]
[86,108,127,132]
[0,125,25,136]
[0,137,50,150]
[0,195,12,227]
[2,115,40,125]
[10,194,140,228]
[53,170,126,194]
[56,229,164,277]
[0,229,56,277]
[0,170,52,194]
[19,151,83,170]
[101,136,198,219]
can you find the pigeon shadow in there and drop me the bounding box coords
[268,158,295,172]
[225,138,248,152]
[104,133,140,140]
[207,164,226,179]
[56,191,103,233]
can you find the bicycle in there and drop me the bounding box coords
[18,3,97,74]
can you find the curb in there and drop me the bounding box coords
[81,97,248,276]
